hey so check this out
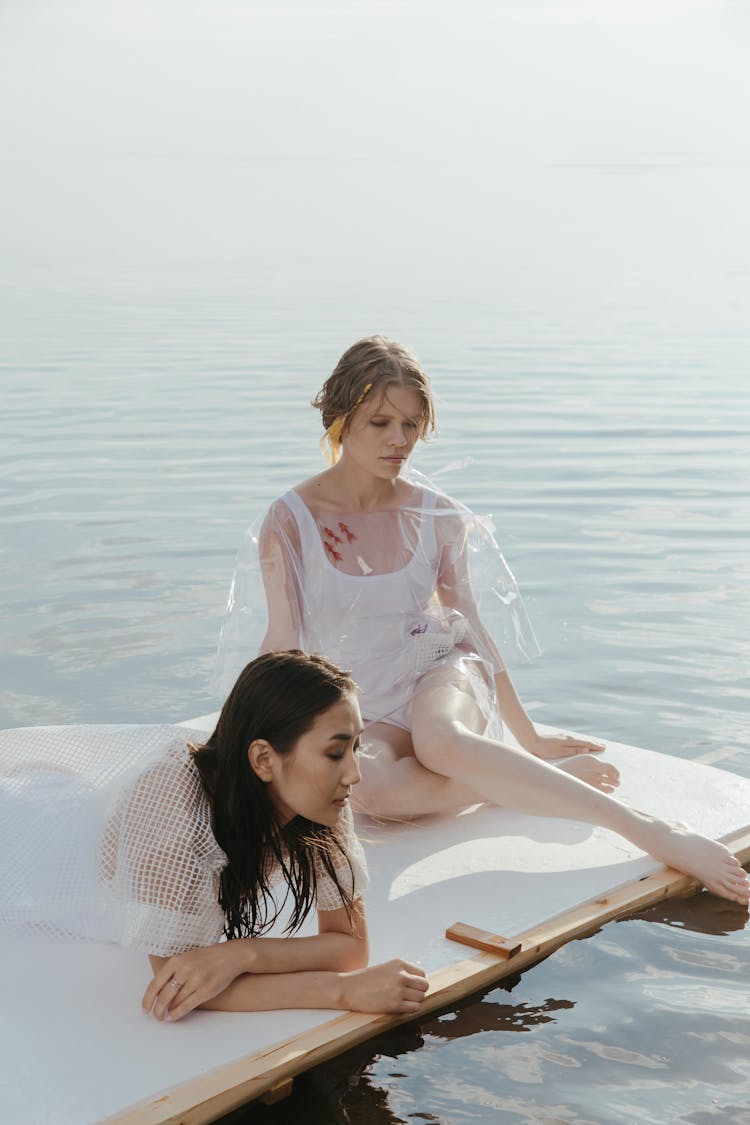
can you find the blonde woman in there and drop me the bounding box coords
[221,336,748,906]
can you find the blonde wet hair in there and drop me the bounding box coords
[313,336,437,464]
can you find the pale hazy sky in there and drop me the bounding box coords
[1,1,749,304]
[4,1,749,159]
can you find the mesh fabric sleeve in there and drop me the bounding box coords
[101,748,227,956]
[314,804,369,912]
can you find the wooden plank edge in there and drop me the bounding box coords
[107,823,750,1125]
[258,1076,293,1105]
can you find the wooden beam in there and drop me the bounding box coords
[108,824,750,1125]
[444,922,521,958]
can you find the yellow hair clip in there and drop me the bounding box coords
[320,414,347,465]
[353,382,373,409]
[319,383,373,465]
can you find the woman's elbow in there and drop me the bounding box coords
[340,943,369,971]
[335,930,369,971]
[320,899,369,970]
[259,630,298,655]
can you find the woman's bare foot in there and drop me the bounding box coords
[627,814,749,905]
[556,755,620,794]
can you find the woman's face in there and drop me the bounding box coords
[264,693,363,827]
[341,383,424,479]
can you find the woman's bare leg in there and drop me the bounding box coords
[352,722,477,819]
[408,684,750,905]
[354,702,619,817]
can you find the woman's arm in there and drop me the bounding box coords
[257,503,302,652]
[435,512,536,748]
[436,511,602,759]
[142,899,427,1021]
[492,668,603,758]
[147,960,428,1021]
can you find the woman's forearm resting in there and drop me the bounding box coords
[203,959,429,1016]
[144,940,427,1021]
[143,901,370,1020]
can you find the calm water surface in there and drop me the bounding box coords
[1,2,750,1121]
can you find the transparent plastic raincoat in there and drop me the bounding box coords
[216,471,539,741]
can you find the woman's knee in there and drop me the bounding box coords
[352,753,467,818]
[351,747,396,810]
[411,718,465,772]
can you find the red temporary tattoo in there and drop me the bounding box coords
[324,526,344,544]
[324,542,343,562]
[339,522,356,543]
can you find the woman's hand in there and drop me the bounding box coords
[339,959,429,1014]
[142,941,252,1022]
[526,732,605,760]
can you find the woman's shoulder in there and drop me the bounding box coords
[260,491,306,545]
[110,742,223,865]
[402,469,462,512]
[264,473,336,520]
[417,484,472,550]
[287,472,349,514]
[123,744,209,832]
[414,480,465,517]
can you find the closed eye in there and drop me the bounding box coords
[328,738,361,762]
[369,418,419,429]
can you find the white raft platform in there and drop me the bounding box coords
[1,723,749,1125]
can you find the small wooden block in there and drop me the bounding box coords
[445,922,522,959]
[259,1076,294,1105]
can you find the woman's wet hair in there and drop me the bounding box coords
[312,335,437,441]
[191,650,358,939]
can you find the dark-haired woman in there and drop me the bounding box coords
[0,651,428,1022]
[225,336,748,906]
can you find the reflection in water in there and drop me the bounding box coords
[630,890,750,939]
[424,993,575,1041]
[232,895,750,1123]
[228,997,578,1123]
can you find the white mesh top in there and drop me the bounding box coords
[0,723,368,958]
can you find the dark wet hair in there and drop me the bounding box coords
[191,650,358,939]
